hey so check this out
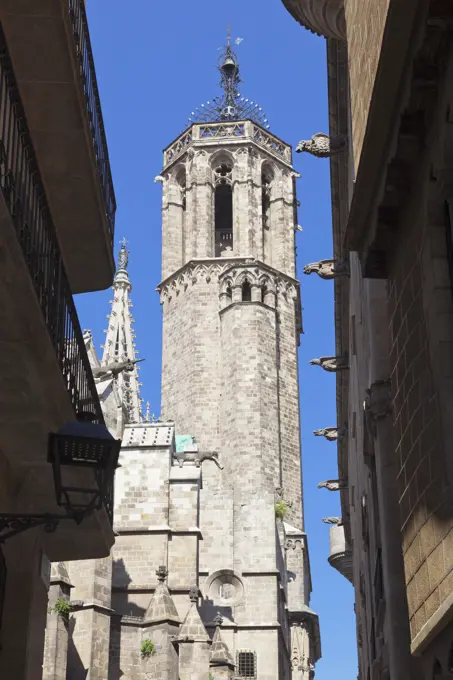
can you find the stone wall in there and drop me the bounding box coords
[343,0,390,171]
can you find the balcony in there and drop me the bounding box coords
[280,0,346,40]
[0,32,114,560]
[0,0,116,293]
[328,524,353,583]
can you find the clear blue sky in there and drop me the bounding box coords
[77,1,357,676]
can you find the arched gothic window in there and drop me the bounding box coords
[448,641,453,673]
[242,280,251,302]
[175,168,186,211]
[261,166,273,230]
[214,163,233,256]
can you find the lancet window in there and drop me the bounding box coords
[261,164,273,230]
[214,163,233,257]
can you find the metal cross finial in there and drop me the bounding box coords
[227,23,231,47]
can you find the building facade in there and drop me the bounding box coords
[46,40,321,680]
[281,1,453,679]
[0,1,117,678]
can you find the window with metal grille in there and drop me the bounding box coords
[237,651,257,679]
[0,546,5,630]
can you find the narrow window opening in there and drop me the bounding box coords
[237,651,256,680]
[448,644,453,673]
[215,163,233,256]
[242,280,251,302]
[433,659,442,678]
[262,171,271,230]
[261,286,266,304]
[226,285,232,301]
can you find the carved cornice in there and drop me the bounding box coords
[281,0,346,40]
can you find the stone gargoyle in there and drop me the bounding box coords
[92,358,144,381]
[309,354,349,372]
[174,451,224,470]
[322,517,343,526]
[317,479,348,492]
[313,426,347,442]
[296,133,347,158]
[303,259,349,280]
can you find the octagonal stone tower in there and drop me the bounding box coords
[157,37,320,680]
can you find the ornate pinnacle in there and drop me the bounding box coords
[156,565,168,582]
[189,586,200,603]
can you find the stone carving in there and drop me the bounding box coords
[189,586,200,603]
[285,538,303,551]
[92,358,145,381]
[364,379,392,438]
[317,479,348,491]
[205,570,245,607]
[296,133,347,157]
[174,450,224,470]
[309,354,349,372]
[313,426,347,441]
[117,239,129,270]
[213,613,223,627]
[154,175,165,183]
[322,517,343,526]
[303,258,349,279]
[159,259,299,304]
[156,565,168,582]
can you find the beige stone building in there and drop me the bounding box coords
[45,40,321,680]
[281,0,453,678]
[0,1,117,678]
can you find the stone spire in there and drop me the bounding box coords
[177,588,210,642]
[101,238,143,423]
[144,566,180,625]
[210,615,235,669]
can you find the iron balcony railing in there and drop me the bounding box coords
[67,0,116,244]
[0,28,104,427]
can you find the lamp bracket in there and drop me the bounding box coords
[0,513,68,542]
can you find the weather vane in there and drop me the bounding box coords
[186,27,268,129]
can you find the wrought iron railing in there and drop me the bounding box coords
[0,28,104,427]
[67,0,116,244]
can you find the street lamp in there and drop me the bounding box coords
[0,413,121,542]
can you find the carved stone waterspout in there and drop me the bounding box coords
[309,354,349,372]
[296,133,347,158]
[303,258,349,280]
[92,358,145,381]
[322,517,343,526]
[318,479,348,492]
[313,426,347,442]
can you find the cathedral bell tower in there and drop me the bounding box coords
[157,35,320,680]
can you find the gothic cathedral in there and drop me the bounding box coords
[43,38,320,680]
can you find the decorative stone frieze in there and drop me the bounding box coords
[313,426,346,441]
[317,479,347,491]
[309,354,349,372]
[296,133,347,157]
[303,258,350,279]
[281,0,346,40]
[157,258,300,308]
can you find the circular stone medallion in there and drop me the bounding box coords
[204,569,245,606]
